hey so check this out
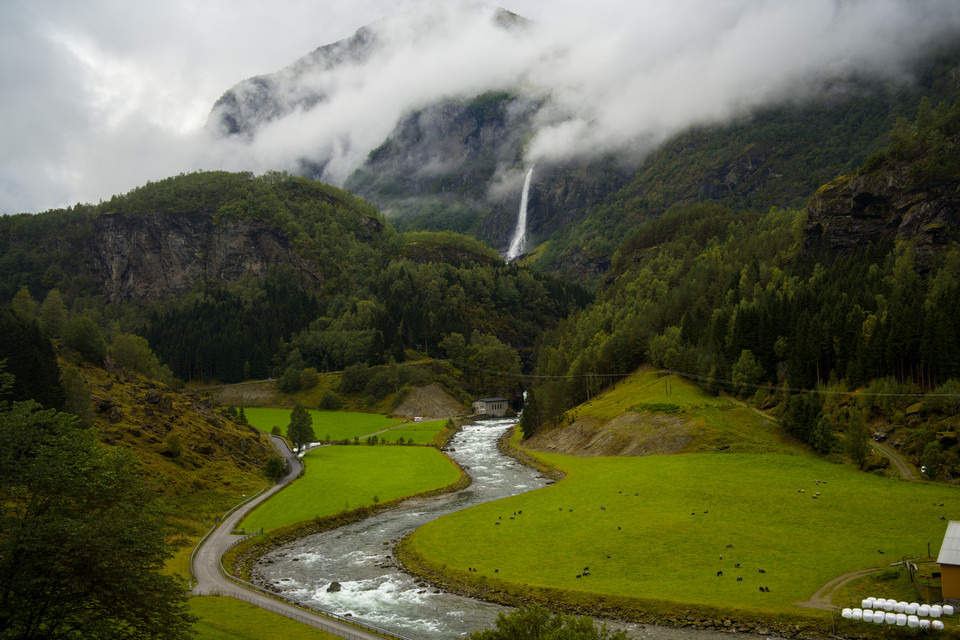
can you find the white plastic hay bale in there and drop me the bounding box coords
[842,608,853,619]
[863,610,874,622]
[908,616,920,628]
[906,602,918,615]
[874,597,886,607]
[931,604,943,618]
[896,613,907,626]
[920,619,932,629]
[894,601,906,613]
[862,598,873,609]
[883,600,896,612]
[944,604,955,616]
[932,620,945,630]
[853,610,863,621]
[874,612,886,625]
[885,612,898,624]
[919,604,931,616]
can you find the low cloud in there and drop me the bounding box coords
[2,0,959,213]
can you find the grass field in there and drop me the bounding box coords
[189,596,339,639]
[239,445,462,532]
[243,408,403,441]
[566,368,806,454]
[362,419,449,444]
[407,450,959,614]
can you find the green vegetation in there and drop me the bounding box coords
[544,368,805,455]
[366,419,449,445]
[407,451,955,614]
[240,446,462,532]
[243,408,402,441]
[189,597,340,640]
[468,604,627,640]
[0,365,194,639]
[286,404,315,452]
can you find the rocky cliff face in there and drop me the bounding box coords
[805,162,960,268]
[76,211,323,303]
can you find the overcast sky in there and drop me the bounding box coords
[2,0,959,215]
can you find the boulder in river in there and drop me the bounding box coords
[327,581,342,593]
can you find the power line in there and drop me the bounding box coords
[444,356,960,399]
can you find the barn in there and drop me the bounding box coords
[472,397,508,417]
[937,520,960,603]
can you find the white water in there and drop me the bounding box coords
[506,166,534,261]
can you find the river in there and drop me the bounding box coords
[250,419,766,640]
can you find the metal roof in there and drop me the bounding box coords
[937,521,960,565]
[475,397,507,403]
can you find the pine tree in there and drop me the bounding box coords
[287,403,315,452]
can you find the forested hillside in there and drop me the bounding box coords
[520,95,960,478]
[0,170,585,402]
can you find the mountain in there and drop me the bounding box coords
[208,9,960,278]
[0,171,585,399]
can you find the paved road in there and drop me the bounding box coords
[191,436,394,640]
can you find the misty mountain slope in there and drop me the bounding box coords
[203,4,960,276]
[208,26,381,138]
[344,91,634,253]
[527,49,960,279]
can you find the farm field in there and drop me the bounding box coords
[239,445,462,532]
[362,419,449,444]
[189,596,339,639]
[243,408,403,441]
[406,451,959,615]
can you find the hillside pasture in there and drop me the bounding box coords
[406,451,958,615]
[551,368,806,455]
[243,408,402,441]
[239,445,462,532]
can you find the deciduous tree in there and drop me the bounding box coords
[0,374,194,639]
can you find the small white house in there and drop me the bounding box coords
[472,397,508,417]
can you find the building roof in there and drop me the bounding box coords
[938,521,960,565]
[475,397,507,403]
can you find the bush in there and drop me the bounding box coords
[164,433,182,458]
[299,367,319,390]
[318,389,341,410]
[62,316,107,364]
[264,454,287,480]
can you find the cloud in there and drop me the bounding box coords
[1,0,959,213]
[209,0,960,189]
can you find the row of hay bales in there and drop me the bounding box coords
[842,599,954,629]
[860,597,953,616]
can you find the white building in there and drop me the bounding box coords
[472,397,508,417]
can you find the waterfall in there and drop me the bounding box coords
[506,166,534,261]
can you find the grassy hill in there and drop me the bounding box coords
[525,368,806,456]
[72,360,275,578]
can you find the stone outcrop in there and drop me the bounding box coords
[76,211,324,303]
[805,162,960,269]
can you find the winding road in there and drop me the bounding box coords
[190,436,394,640]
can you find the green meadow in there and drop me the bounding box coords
[407,451,957,613]
[363,419,449,444]
[243,408,402,441]
[239,445,462,532]
[190,596,339,639]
